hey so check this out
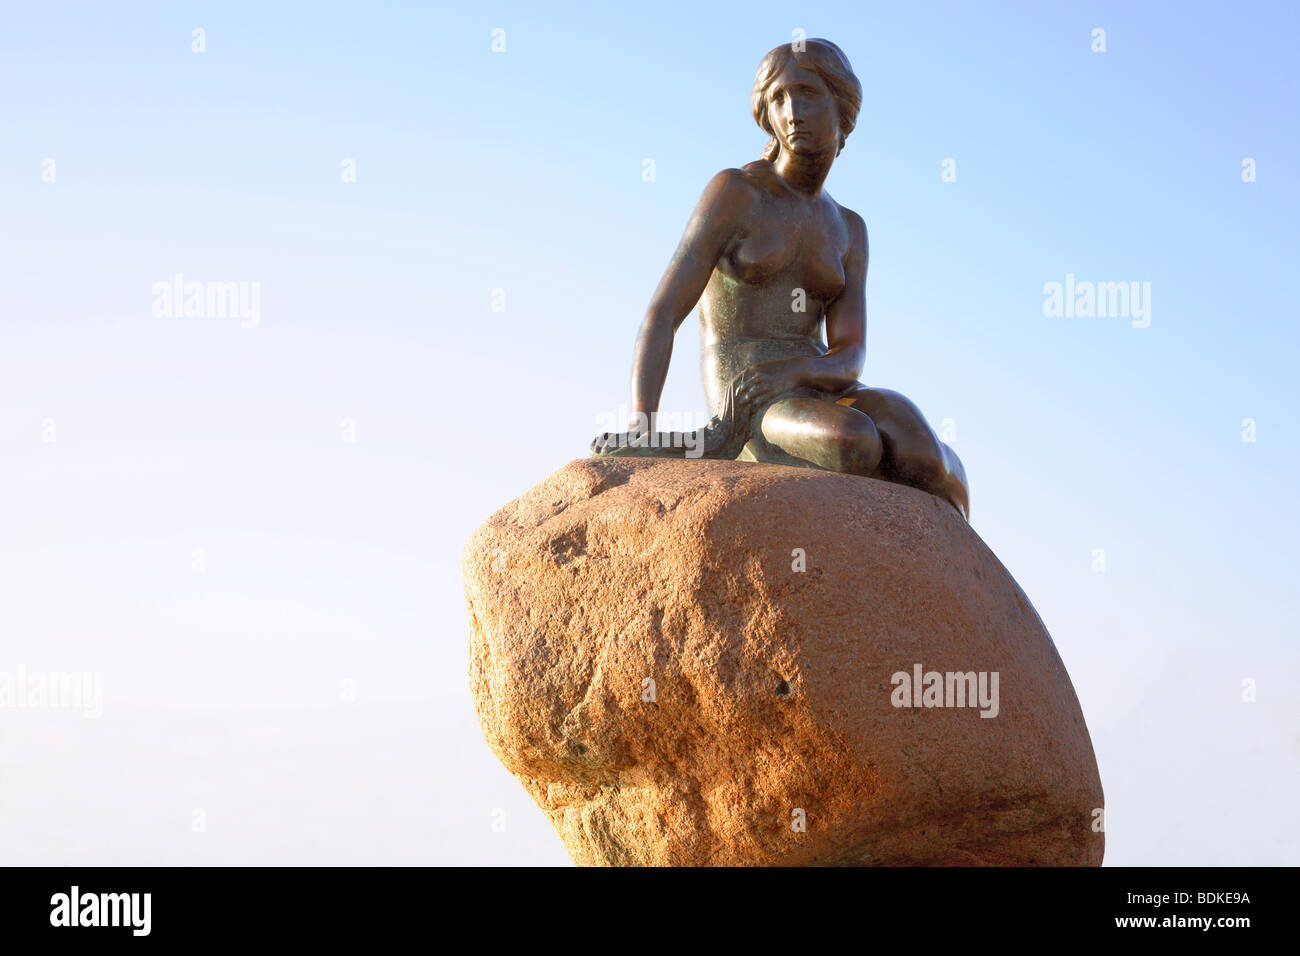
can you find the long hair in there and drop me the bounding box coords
[750,39,862,162]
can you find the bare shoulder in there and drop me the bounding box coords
[688,167,763,244]
[741,158,824,198]
[832,200,868,244]
[704,165,766,204]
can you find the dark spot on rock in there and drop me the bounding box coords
[775,679,791,696]
[574,742,588,755]
[548,526,588,566]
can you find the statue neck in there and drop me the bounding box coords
[774,148,833,198]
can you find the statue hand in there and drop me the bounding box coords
[591,423,652,457]
[734,359,804,411]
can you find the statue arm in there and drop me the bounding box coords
[630,170,748,419]
[803,209,868,392]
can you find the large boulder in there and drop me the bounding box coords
[464,458,1104,866]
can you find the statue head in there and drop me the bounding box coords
[750,39,862,163]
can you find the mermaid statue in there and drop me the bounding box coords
[591,39,970,522]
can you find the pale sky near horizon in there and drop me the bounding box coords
[1,1,1296,865]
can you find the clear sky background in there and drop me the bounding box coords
[1,0,1296,865]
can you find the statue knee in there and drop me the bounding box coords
[830,414,883,475]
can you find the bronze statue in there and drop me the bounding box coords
[592,39,970,521]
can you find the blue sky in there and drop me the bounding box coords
[1,1,1296,864]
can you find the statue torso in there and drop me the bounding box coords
[698,163,855,413]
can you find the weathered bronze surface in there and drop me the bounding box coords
[592,39,969,521]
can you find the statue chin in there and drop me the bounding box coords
[785,137,831,157]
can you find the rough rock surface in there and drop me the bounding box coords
[464,458,1104,866]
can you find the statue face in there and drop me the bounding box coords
[765,59,840,158]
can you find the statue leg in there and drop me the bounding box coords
[749,397,883,475]
[838,387,970,521]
